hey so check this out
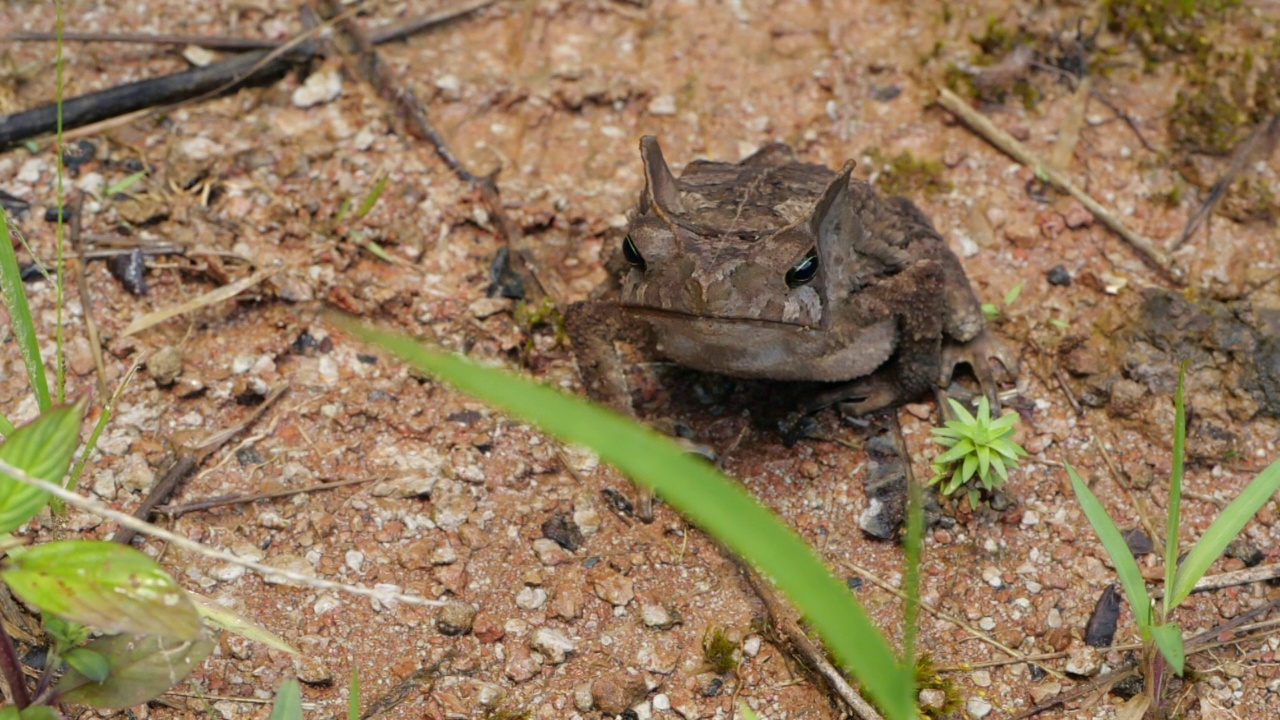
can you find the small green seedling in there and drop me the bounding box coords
[981,280,1024,322]
[702,626,739,675]
[1068,364,1280,713]
[929,396,1026,508]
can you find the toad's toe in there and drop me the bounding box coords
[939,331,1019,409]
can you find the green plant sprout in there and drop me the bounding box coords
[1068,364,1280,714]
[929,396,1027,508]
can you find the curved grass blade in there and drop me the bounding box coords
[1067,462,1154,627]
[335,317,916,720]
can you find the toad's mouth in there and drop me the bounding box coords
[620,304,818,330]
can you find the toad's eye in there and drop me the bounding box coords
[622,234,646,270]
[785,248,819,288]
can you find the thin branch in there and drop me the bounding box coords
[0,457,444,608]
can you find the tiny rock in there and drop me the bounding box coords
[435,599,477,636]
[967,697,994,718]
[592,673,649,716]
[1064,646,1102,677]
[593,571,635,607]
[641,604,676,629]
[529,627,576,664]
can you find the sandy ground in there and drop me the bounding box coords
[2,1,1279,718]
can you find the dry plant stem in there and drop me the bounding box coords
[153,476,374,518]
[1052,366,1083,416]
[65,193,109,399]
[0,457,444,608]
[738,560,885,720]
[6,1,496,50]
[1092,435,1162,555]
[111,386,286,546]
[843,560,1066,680]
[1172,114,1280,251]
[5,30,280,49]
[367,0,502,44]
[120,265,278,336]
[0,619,31,709]
[312,0,548,301]
[935,88,1182,284]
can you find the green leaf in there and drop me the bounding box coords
[960,453,978,483]
[2,540,200,639]
[1164,363,1188,615]
[1,707,60,720]
[355,174,388,219]
[64,647,110,682]
[991,439,1025,460]
[1149,623,1186,675]
[349,666,361,720]
[333,316,917,720]
[189,592,297,654]
[935,440,975,465]
[269,678,303,720]
[1003,280,1025,307]
[55,632,214,708]
[946,397,976,426]
[988,412,1019,432]
[1067,462,1154,627]
[967,488,980,509]
[0,401,85,532]
[1167,455,1280,610]
[0,209,52,411]
[991,457,1009,483]
[976,444,990,480]
[738,703,762,720]
[104,170,147,197]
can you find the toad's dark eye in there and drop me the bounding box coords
[622,234,646,270]
[785,248,819,288]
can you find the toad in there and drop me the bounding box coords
[568,137,1013,517]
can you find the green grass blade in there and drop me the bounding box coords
[269,679,303,720]
[1067,462,1154,627]
[0,211,53,412]
[1163,363,1188,616]
[1148,623,1185,675]
[335,316,916,720]
[1167,455,1280,609]
[355,174,388,219]
[349,666,361,720]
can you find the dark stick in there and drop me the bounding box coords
[111,387,286,546]
[1172,114,1280,251]
[0,46,314,151]
[153,477,373,518]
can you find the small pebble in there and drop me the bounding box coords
[529,627,576,664]
[1046,265,1072,286]
[435,599,477,636]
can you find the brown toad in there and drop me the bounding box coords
[568,137,1011,515]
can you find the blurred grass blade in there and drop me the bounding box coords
[335,316,916,720]
[1168,456,1280,609]
[1067,462,1154,627]
[355,174,388,219]
[269,679,303,720]
[0,210,52,412]
[0,401,84,532]
[1163,363,1187,615]
[349,666,361,720]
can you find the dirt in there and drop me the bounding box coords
[2,1,1280,719]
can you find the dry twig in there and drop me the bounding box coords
[936,87,1182,284]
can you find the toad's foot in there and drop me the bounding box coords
[796,371,905,419]
[939,331,1019,412]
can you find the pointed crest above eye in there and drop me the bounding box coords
[639,136,685,216]
[810,160,856,243]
